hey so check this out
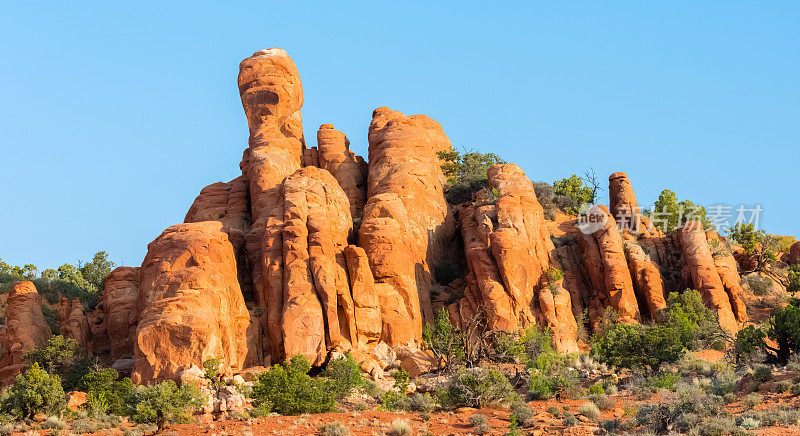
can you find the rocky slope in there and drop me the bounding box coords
[0,50,750,384]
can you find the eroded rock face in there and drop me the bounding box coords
[790,241,800,265]
[456,164,577,352]
[279,167,353,365]
[608,172,655,236]
[132,222,251,384]
[705,232,748,325]
[0,281,51,382]
[316,124,368,219]
[58,297,91,352]
[238,48,305,320]
[359,107,454,343]
[102,267,141,360]
[677,222,739,333]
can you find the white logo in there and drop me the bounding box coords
[577,203,607,234]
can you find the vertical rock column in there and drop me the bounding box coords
[237,49,305,360]
[102,266,141,361]
[359,108,454,343]
[0,281,51,383]
[316,124,368,220]
[677,222,739,333]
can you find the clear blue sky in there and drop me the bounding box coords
[1,1,798,269]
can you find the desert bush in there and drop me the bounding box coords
[128,380,204,431]
[546,405,560,417]
[39,415,65,430]
[788,265,800,295]
[324,353,363,399]
[752,364,772,384]
[661,289,726,350]
[1,362,65,419]
[202,358,223,388]
[579,402,600,420]
[532,182,557,220]
[591,322,684,369]
[422,309,464,370]
[437,149,506,204]
[81,367,133,416]
[588,393,615,411]
[587,382,605,395]
[775,379,792,393]
[771,298,800,362]
[380,369,411,411]
[510,401,533,425]
[319,422,350,436]
[746,275,773,296]
[734,325,768,363]
[739,416,759,430]
[388,418,412,436]
[742,393,762,410]
[23,334,96,391]
[647,190,712,233]
[468,413,489,434]
[728,223,779,272]
[250,354,336,415]
[563,412,577,427]
[552,175,593,214]
[438,367,517,408]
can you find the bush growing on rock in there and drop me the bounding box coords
[249,354,336,415]
[437,149,506,204]
[128,380,204,431]
[787,265,800,295]
[552,175,593,214]
[422,309,464,370]
[1,362,65,419]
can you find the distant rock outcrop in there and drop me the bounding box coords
[65,48,749,384]
[0,281,51,383]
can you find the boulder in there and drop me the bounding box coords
[132,222,251,384]
[790,241,800,265]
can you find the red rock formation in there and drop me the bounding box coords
[359,107,454,342]
[316,124,368,219]
[343,245,383,349]
[58,297,91,352]
[677,222,739,333]
[608,172,655,236]
[132,222,251,384]
[0,281,51,383]
[238,48,305,328]
[623,241,667,319]
[705,232,748,324]
[790,241,800,265]
[184,176,249,231]
[279,167,353,365]
[456,164,577,352]
[102,267,141,361]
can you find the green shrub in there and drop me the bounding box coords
[40,304,59,335]
[23,335,80,373]
[563,413,577,427]
[752,365,772,384]
[202,358,223,388]
[788,265,800,295]
[771,298,800,362]
[647,372,681,391]
[437,149,506,204]
[552,175,593,214]
[648,190,712,233]
[40,415,65,430]
[510,401,533,425]
[128,380,204,431]
[81,368,133,416]
[739,416,759,430]
[422,309,464,370]
[591,322,684,369]
[438,367,517,408]
[1,362,65,419]
[747,275,773,296]
[662,290,726,350]
[546,406,560,417]
[250,354,336,415]
[324,353,363,399]
[587,383,604,395]
[734,325,767,363]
